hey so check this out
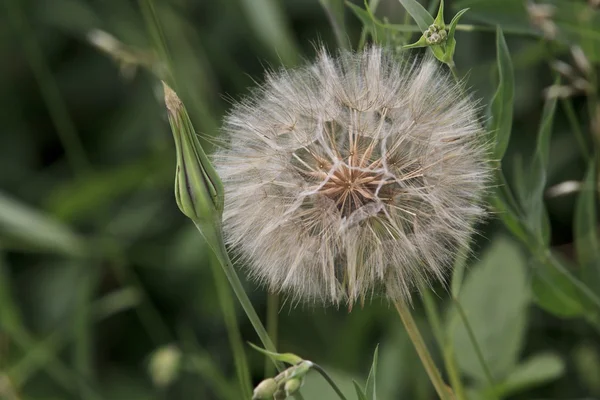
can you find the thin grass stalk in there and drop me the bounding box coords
[209,253,253,397]
[421,290,467,400]
[195,223,306,400]
[562,98,591,161]
[4,0,90,175]
[265,292,280,378]
[394,301,451,400]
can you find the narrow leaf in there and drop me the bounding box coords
[353,381,368,400]
[397,0,434,32]
[575,160,600,294]
[531,255,587,317]
[248,342,303,365]
[443,8,469,63]
[433,0,445,27]
[488,27,514,160]
[526,88,558,245]
[0,192,87,257]
[319,0,349,49]
[365,345,379,400]
[501,352,564,396]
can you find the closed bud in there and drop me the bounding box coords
[284,378,302,395]
[163,82,224,224]
[147,344,181,388]
[252,378,278,399]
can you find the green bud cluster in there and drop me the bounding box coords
[424,24,448,45]
[252,361,313,399]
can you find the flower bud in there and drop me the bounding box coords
[163,82,224,224]
[252,378,279,399]
[284,378,302,395]
[147,344,181,388]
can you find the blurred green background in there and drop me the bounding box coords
[1,0,600,399]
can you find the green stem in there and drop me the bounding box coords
[453,299,497,393]
[448,62,460,82]
[265,292,280,378]
[421,291,467,400]
[394,301,451,400]
[562,98,591,161]
[312,363,348,400]
[196,222,282,369]
[209,254,253,397]
[195,222,305,400]
[5,0,90,175]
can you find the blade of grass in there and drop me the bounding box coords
[0,192,87,258]
[73,267,100,399]
[235,0,300,66]
[489,27,515,161]
[209,253,253,397]
[4,0,90,175]
[7,286,140,393]
[319,0,349,49]
[178,325,242,400]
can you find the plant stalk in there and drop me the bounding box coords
[394,301,451,400]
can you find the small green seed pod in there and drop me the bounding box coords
[284,378,302,396]
[252,378,278,399]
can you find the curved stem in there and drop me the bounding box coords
[394,301,451,400]
[195,222,281,370]
[265,292,280,378]
[421,291,467,400]
[194,222,305,400]
[312,363,348,400]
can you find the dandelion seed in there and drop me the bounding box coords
[213,47,490,305]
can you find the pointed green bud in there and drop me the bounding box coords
[284,378,302,396]
[163,82,224,224]
[402,0,469,68]
[252,378,279,399]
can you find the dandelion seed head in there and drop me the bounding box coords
[213,47,491,305]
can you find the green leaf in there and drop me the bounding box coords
[433,0,445,27]
[491,194,529,245]
[452,0,534,33]
[365,345,378,400]
[247,342,303,365]
[236,0,299,65]
[442,8,469,63]
[575,160,600,294]
[319,0,349,49]
[0,191,87,257]
[501,352,564,396]
[531,254,587,317]
[448,236,529,383]
[397,0,434,32]
[488,27,514,160]
[353,381,368,400]
[346,1,388,44]
[525,89,558,245]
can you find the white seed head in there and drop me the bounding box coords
[214,47,491,306]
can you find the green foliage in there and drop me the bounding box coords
[2,0,600,398]
[448,237,531,384]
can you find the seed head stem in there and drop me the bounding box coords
[394,300,452,400]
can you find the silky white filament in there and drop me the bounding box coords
[213,46,491,305]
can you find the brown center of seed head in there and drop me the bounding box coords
[294,132,397,218]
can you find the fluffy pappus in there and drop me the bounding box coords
[213,46,491,306]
